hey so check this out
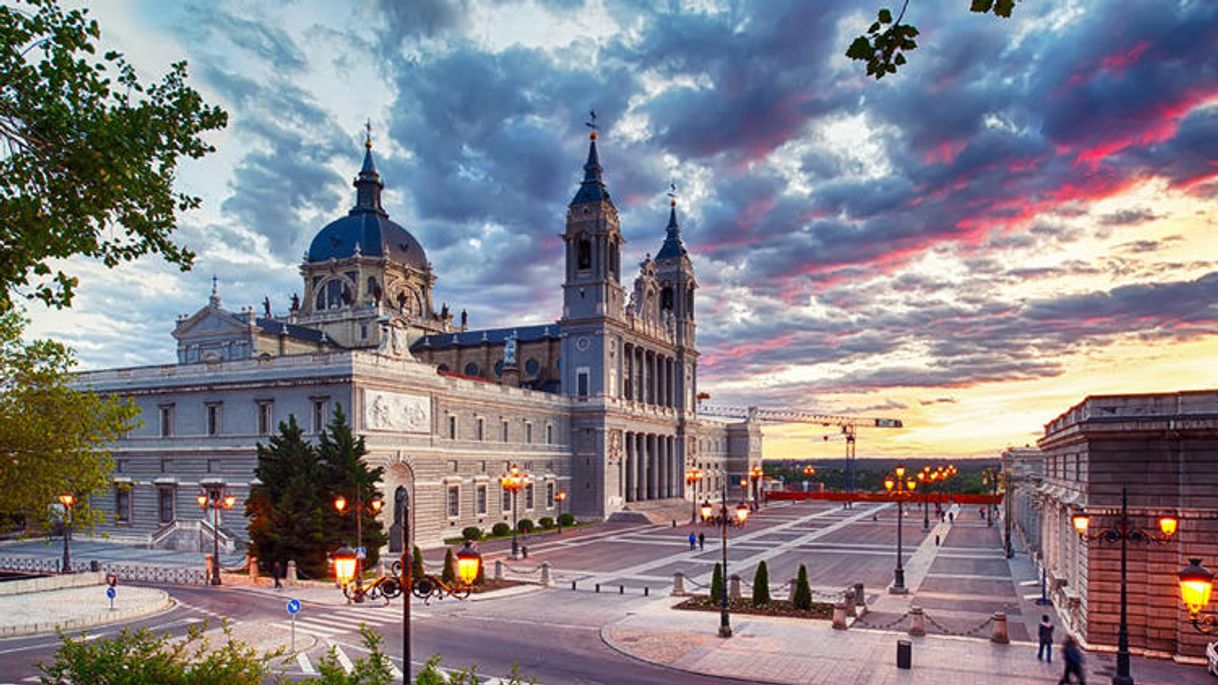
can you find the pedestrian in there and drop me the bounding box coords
[1037,614,1054,663]
[698,532,705,550]
[272,560,283,589]
[688,532,696,550]
[979,506,985,519]
[949,511,955,523]
[1059,635,1085,684]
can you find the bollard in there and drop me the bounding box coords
[644,587,650,597]
[832,603,848,630]
[908,606,926,636]
[619,584,624,594]
[896,639,912,669]
[595,583,601,593]
[522,546,529,559]
[672,572,687,596]
[540,561,552,587]
[495,559,504,581]
[729,575,742,600]
[249,556,259,580]
[571,580,577,591]
[844,589,856,616]
[854,582,866,613]
[788,578,799,601]
[991,611,1010,644]
[287,560,298,584]
[935,534,940,546]
[205,554,215,580]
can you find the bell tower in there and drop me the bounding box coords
[561,116,625,323]
[655,190,698,412]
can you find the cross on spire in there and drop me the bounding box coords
[668,181,677,207]
[364,119,373,149]
[585,109,598,140]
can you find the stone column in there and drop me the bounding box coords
[672,572,687,596]
[670,436,679,498]
[634,433,644,502]
[648,434,658,500]
[625,433,634,502]
[658,436,668,500]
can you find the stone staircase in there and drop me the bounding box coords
[609,498,696,526]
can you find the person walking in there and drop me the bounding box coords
[1059,635,1086,684]
[272,560,283,590]
[1037,615,1054,662]
[698,532,705,550]
[688,532,697,550]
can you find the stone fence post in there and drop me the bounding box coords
[729,574,741,600]
[540,561,552,587]
[672,572,687,596]
[908,606,925,636]
[788,578,798,601]
[494,559,504,582]
[832,603,848,630]
[286,560,298,585]
[991,612,1009,644]
[248,556,259,581]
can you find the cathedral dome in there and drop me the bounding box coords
[305,140,428,270]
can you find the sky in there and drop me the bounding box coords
[24,0,1218,460]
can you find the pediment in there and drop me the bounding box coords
[173,306,252,340]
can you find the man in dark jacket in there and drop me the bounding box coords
[1059,634,1086,684]
[1038,614,1055,662]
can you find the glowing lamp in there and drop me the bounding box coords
[907,479,917,491]
[1178,558,1214,616]
[223,495,237,509]
[700,500,714,521]
[556,491,568,502]
[333,545,357,586]
[59,494,75,508]
[884,477,895,492]
[894,465,906,479]
[1158,516,1178,538]
[917,472,926,483]
[1071,511,1090,536]
[334,496,347,513]
[370,498,384,514]
[197,494,209,508]
[456,541,482,586]
[735,502,750,525]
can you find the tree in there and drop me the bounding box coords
[0,308,138,532]
[412,545,426,579]
[442,548,456,585]
[792,563,813,611]
[752,560,771,607]
[245,415,331,579]
[710,562,724,604]
[0,0,227,310]
[318,404,387,569]
[847,0,1019,79]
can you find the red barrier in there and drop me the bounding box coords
[768,491,1002,504]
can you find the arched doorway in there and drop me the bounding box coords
[385,462,414,555]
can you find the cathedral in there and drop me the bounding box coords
[79,127,762,550]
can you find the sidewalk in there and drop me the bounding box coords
[601,597,1215,684]
[0,584,172,637]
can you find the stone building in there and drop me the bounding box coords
[1007,390,1218,663]
[78,128,762,552]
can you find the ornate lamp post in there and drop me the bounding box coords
[802,465,816,494]
[334,493,384,595]
[748,465,764,508]
[1071,487,1177,685]
[58,494,75,574]
[500,464,529,559]
[555,490,568,533]
[685,468,704,523]
[700,484,750,638]
[1178,558,1218,635]
[333,545,358,588]
[197,486,237,586]
[884,465,918,594]
[981,466,1002,527]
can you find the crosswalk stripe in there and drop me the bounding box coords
[296,652,316,674]
[389,663,403,680]
[288,619,346,636]
[335,646,355,673]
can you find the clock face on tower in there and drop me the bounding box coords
[575,336,591,351]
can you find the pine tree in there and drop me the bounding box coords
[412,545,425,579]
[246,416,331,578]
[793,563,812,610]
[752,560,770,606]
[317,404,388,568]
[711,562,724,604]
[442,548,456,585]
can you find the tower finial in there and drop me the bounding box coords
[668,181,677,208]
[209,274,221,307]
[364,119,373,149]
[585,109,598,140]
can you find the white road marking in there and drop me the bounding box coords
[334,645,355,673]
[296,652,316,674]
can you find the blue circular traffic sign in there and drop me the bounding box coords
[286,599,300,615]
[106,587,116,599]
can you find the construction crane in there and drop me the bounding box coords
[696,401,903,504]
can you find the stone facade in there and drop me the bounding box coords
[79,130,761,551]
[1008,390,1218,662]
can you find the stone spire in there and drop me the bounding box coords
[570,110,611,205]
[209,274,221,308]
[353,120,386,216]
[656,184,687,260]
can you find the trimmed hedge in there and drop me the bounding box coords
[491,522,511,537]
[538,516,554,529]
[517,518,534,533]
[558,512,575,527]
[461,526,483,541]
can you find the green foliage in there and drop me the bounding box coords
[0,309,139,532]
[412,545,425,579]
[461,526,483,541]
[491,522,511,537]
[793,563,812,611]
[970,0,1020,17]
[538,516,554,529]
[557,512,576,527]
[38,621,283,685]
[849,0,1019,79]
[0,0,227,310]
[319,405,388,568]
[517,518,534,533]
[711,562,724,603]
[442,548,456,585]
[752,560,770,606]
[413,655,535,685]
[306,625,394,685]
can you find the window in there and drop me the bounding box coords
[525,422,533,444]
[159,405,174,437]
[477,418,485,441]
[525,483,535,510]
[525,358,541,376]
[464,362,480,376]
[546,424,554,445]
[448,415,458,440]
[577,368,589,397]
[447,486,460,518]
[115,488,131,523]
[476,484,488,516]
[360,323,368,340]
[257,402,273,435]
[207,459,221,474]
[160,458,172,474]
[546,482,555,508]
[313,399,328,433]
[116,459,128,473]
[206,403,221,436]
[158,487,175,524]
[502,489,512,513]
[577,238,592,270]
[501,420,509,442]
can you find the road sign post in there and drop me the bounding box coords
[106,585,116,611]
[286,599,301,652]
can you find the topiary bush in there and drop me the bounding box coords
[793,563,812,611]
[517,518,534,533]
[538,516,554,529]
[558,512,575,527]
[491,522,511,537]
[442,548,456,585]
[461,526,483,541]
[412,545,425,579]
[711,562,724,603]
[752,560,770,606]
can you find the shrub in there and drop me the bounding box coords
[558,512,575,527]
[711,562,724,603]
[517,518,534,533]
[538,516,554,529]
[442,548,456,584]
[752,560,770,606]
[412,545,425,578]
[461,526,483,541]
[491,522,511,537]
[793,563,812,611]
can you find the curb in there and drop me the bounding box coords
[0,590,174,638]
[597,614,766,685]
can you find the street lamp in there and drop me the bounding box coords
[500,464,529,559]
[884,465,918,594]
[748,465,764,508]
[334,492,384,595]
[802,465,816,494]
[1071,487,1177,685]
[700,483,750,638]
[1177,558,1218,635]
[333,545,358,587]
[981,466,1002,527]
[198,486,237,586]
[685,468,704,523]
[58,494,74,574]
[555,490,568,534]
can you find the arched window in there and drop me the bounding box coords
[525,358,541,376]
[464,362,480,377]
[315,279,346,310]
[661,286,674,311]
[577,238,592,270]
[494,360,504,377]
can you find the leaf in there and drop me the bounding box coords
[877,8,893,23]
[846,36,874,61]
[970,0,995,12]
[895,53,906,65]
[994,0,1018,17]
